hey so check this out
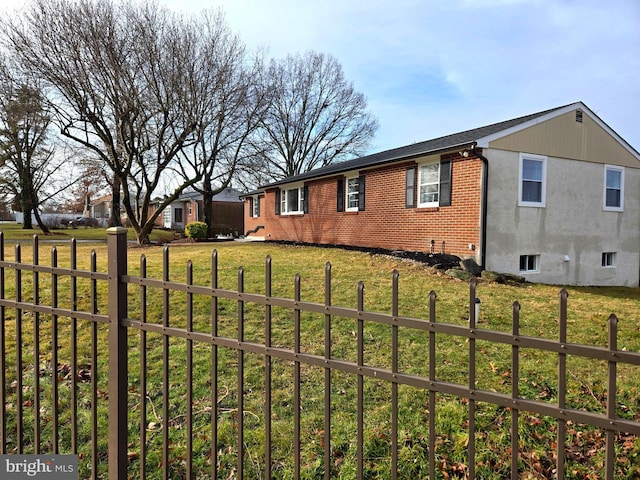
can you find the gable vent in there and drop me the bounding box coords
[575,110,583,123]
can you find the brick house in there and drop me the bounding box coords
[243,102,640,287]
[163,188,244,236]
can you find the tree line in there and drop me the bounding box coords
[0,0,378,243]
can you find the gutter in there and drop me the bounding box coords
[472,144,489,269]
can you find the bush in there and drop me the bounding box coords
[185,221,208,239]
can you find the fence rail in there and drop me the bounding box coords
[0,228,638,479]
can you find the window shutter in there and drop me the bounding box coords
[357,175,365,211]
[275,189,280,215]
[248,197,254,216]
[440,160,452,206]
[336,178,344,212]
[255,197,260,217]
[405,167,415,208]
[303,185,309,213]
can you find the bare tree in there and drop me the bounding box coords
[253,51,378,182]
[172,34,270,237]
[0,66,61,233]
[2,0,242,243]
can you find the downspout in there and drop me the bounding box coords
[472,144,489,269]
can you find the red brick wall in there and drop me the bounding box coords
[244,153,483,259]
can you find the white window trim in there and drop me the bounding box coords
[417,161,440,208]
[602,252,616,268]
[519,254,540,273]
[251,195,260,218]
[603,165,624,212]
[280,184,305,215]
[345,175,359,212]
[518,153,547,207]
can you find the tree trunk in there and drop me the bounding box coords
[20,190,33,229]
[203,189,214,238]
[22,206,33,229]
[136,223,153,245]
[109,173,122,227]
[32,206,50,234]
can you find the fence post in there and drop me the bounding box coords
[106,227,129,480]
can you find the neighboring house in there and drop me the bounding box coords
[163,188,244,236]
[90,194,113,226]
[243,102,640,287]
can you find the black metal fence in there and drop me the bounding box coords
[0,228,639,479]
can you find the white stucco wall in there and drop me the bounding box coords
[484,148,640,286]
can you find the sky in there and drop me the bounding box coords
[1,0,639,154]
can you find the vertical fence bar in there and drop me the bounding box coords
[293,273,301,480]
[139,255,147,480]
[467,278,477,479]
[511,301,521,480]
[15,243,23,453]
[605,314,618,480]
[391,271,400,480]
[33,237,41,453]
[0,232,5,454]
[90,250,98,480]
[356,281,364,480]
[162,247,170,480]
[70,239,78,453]
[324,262,332,480]
[186,261,194,479]
[106,227,129,480]
[265,256,272,480]
[237,267,245,479]
[557,289,568,480]
[211,251,219,479]
[428,290,437,480]
[52,246,60,454]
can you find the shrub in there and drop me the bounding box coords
[185,221,208,239]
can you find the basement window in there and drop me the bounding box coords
[519,254,539,273]
[602,252,616,268]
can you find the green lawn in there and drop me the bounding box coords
[0,221,176,243]
[0,235,638,479]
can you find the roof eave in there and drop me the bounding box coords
[261,141,477,189]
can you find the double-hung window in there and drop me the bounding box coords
[346,176,360,211]
[277,184,307,215]
[603,165,624,211]
[337,174,365,212]
[249,196,260,218]
[518,153,546,207]
[416,160,451,208]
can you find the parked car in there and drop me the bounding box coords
[70,217,100,228]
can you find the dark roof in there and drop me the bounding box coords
[178,187,243,203]
[262,104,570,188]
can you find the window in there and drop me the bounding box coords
[346,176,359,210]
[174,207,183,223]
[602,252,616,268]
[417,160,451,208]
[337,175,365,212]
[604,165,624,211]
[277,185,307,215]
[519,153,546,207]
[188,202,192,216]
[519,254,539,273]
[249,196,260,217]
